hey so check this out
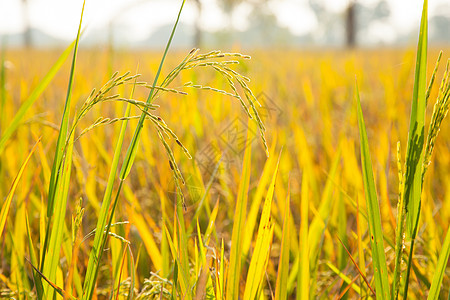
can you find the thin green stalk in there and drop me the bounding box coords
[40,0,85,275]
[82,2,186,298]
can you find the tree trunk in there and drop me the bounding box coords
[345,1,356,48]
[194,0,202,47]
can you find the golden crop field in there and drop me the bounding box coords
[0,2,449,300]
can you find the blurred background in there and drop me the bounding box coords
[0,0,449,49]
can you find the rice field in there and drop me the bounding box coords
[0,1,449,299]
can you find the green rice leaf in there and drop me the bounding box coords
[356,81,391,300]
[404,0,428,237]
[427,228,450,300]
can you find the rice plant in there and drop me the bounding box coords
[0,0,449,299]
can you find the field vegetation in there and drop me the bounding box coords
[0,0,449,299]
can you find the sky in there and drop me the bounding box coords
[0,0,448,43]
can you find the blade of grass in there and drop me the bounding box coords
[225,120,253,300]
[355,81,390,300]
[297,173,310,300]
[243,150,281,300]
[427,228,450,300]
[0,138,40,240]
[274,183,290,300]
